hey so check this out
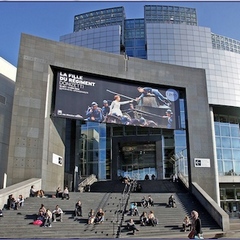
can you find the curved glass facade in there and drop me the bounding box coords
[74,6,125,32]
[212,33,240,54]
[146,23,240,108]
[60,25,121,55]
[144,5,197,25]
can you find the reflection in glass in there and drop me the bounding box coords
[224,161,233,175]
[221,137,231,148]
[234,160,240,175]
[220,124,230,136]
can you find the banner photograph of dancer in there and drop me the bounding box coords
[53,70,180,129]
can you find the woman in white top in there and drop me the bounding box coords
[109,95,132,117]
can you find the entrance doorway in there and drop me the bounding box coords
[118,142,156,180]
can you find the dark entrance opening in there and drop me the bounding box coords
[119,142,156,180]
[112,135,162,180]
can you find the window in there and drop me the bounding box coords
[225,189,235,199]
[215,114,240,176]
[0,94,6,104]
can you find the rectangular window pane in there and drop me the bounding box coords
[221,137,231,148]
[221,125,230,136]
[225,189,235,199]
[224,161,233,175]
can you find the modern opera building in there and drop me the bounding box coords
[5,5,240,214]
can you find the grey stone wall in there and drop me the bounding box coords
[7,33,217,200]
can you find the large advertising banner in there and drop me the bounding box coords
[53,70,181,129]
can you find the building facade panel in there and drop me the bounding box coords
[6,33,218,201]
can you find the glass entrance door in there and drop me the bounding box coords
[119,142,156,180]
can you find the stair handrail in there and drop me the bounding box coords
[78,174,97,192]
[116,181,134,238]
[178,172,189,188]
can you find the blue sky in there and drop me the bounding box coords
[1,1,240,67]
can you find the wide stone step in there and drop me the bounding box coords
[0,183,223,239]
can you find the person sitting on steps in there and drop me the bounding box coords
[148,210,158,226]
[168,194,176,208]
[62,186,70,200]
[15,195,24,209]
[88,209,95,224]
[140,211,148,226]
[30,185,37,197]
[52,205,63,222]
[37,204,46,221]
[141,196,149,208]
[148,195,154,207]
[129,202,139,216]
[43,209,52,227]
[127,218,139,235]
[6,194,16,210]
[182,215,191,232]
[94,208,105,224]
[56,187,62,198]
[74,200,82,218]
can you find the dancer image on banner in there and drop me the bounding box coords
[135,87,171,107]
[86,102,103,122]
[161,109,173,129]
[105,89,166,127]
[109,95,133,122]
[102,100,110,121]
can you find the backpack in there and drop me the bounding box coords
[33,219,43,226]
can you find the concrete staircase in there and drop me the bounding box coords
[120,192,222,238]
[0,192,123,238]
[0,180,223,239]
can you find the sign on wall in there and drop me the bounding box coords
[53,70,181,129]
[52,153,63,166]
[194,158,211,168]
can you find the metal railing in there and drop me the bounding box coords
[116,180,136,238]
[78,174,97,192]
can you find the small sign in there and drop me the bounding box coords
[194,158,210,168]
[53,153,63,166]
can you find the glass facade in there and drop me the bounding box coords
[74,7,125,32]
[214,115,240,176]
[125,19,146,59]
[220,184,240,216]
[60,25,121,55]
[144,5,197,25]
[78,122,107,180]
[173,98,188,177]
[146,22,240,108]
[212,33,240,54]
